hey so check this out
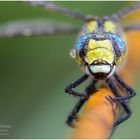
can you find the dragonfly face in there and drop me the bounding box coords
[70,26,127,80]
[85,38,115,79]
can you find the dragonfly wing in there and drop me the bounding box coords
[0,19,79,38]
[124,23,140,31]
[25,1,87,21]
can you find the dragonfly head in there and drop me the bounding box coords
[70,32,126,80]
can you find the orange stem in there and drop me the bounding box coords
[72,88,118,139]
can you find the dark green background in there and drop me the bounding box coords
[0,1,139,138]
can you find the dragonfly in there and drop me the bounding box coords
[0,1,140,128]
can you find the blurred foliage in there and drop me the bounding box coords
[0,1,139,138]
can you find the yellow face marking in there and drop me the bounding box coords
[86,48,114,64]
[104,21,116,33]
[88,39,113,50]
[86,39,114,64]
[86,21,98,33]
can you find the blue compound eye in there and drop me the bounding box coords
[110,33,126,52]
[75,33,92,52]
[107,33,127,64]
[73,33,92,64]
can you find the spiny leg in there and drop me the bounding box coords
[106,78,132,127]
[66,98,86,127]
[25,1,88,21]
[0,20,79,38]
[113,72,136,102]
[65,74,89,98]
[114,101,132,126]
[112,2,140,20]
[66,79,97,127]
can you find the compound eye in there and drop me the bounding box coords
[70,48,76,58]
[108,33,127,65]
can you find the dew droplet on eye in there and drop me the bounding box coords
[70,49,76,58]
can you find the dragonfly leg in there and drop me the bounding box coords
[114,101,132,126]
[65,74,89,98]
[112,72,136,102]
[66,79,97,127]
[106,78,132,126]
